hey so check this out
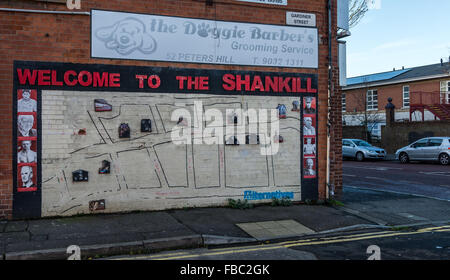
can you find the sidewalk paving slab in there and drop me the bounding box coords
[0,221,6,233]
[4,221,28,233]
[1,185,448,260]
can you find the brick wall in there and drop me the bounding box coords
[382,121,450,154]
[0,0,341,219]
[343,78,444,113]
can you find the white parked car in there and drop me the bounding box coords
[342,139,386,161]
[395,137,450,165]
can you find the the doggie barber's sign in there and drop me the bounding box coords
[91,10,318,69]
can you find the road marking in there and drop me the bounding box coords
[364,176,384,180]
[346,166,403,171]
[111,225,450,260]
[419,171,450,177]
[343,174,356,177]
[345,185,450,202]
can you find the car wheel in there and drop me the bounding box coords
[439,153,449,165]
[399,152,409,164]
[356,152,364,162]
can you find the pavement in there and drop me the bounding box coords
[1,183,449,260]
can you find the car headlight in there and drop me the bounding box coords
[369,150,376,153]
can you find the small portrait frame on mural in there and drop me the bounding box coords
[72,169,89,182]
[17,113,38,138]
[303,136,316,156]
[292,100,301,112]
[17,164,38,192]
[274,134,284,143]
[303,157,316,179]
[89,199,106,211]
[141,119,152,132]
[17,89,37,113]
[303,115,316,136]
[17,140,38,164]
[98,160,111,174]
[277,104,287,119]
[94,99,112,112]
[118,123,131,138]
[303,96,316,114]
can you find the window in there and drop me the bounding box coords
[440,81,450,104]
[342,140,352,147]
[428,138,443,147]
[342,93,346,112]
[412,139,428,148]
[366,90,378,110]
[403,85,410,108]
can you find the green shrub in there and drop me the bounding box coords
[227,198,253,209]
[271,197,292,207]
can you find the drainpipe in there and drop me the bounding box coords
[326,0,334,200]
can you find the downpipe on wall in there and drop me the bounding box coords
[326,0,335,200]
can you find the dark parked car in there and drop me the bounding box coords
[395,137,450,165]
[342,139,386,161]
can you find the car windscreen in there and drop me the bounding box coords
[353,140,371,147]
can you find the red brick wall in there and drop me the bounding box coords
[344,78,444,112]
[0,0,340,219]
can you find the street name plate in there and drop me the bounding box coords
[286,12,316,27]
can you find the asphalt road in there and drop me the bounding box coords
[102,160,450,261]
[107,225,450,260]
[343,159,450,201]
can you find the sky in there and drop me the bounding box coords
[345,0,450,78]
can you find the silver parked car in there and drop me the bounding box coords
[395,137,450,165]
[342,139,386,161]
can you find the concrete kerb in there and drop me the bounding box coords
[3,235,203,260]
[4,220,449,260]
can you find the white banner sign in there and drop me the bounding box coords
[236,0,287,5]
[91,10,318,69]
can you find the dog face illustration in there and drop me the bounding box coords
[96,18,157,55]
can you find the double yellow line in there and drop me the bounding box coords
[113,225,450,260]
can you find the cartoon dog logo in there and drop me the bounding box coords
[95,18,157,55]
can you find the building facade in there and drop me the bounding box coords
[342,62,450,139]
[0,0,343,219]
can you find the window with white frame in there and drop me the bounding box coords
[440,80,450,104]
[403,85,410,107]
[366,90,378,110]
[342,93,346,112]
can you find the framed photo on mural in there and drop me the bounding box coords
[17,112,37,138]
[17,89,37,113]
[17,140,37,163]
[303,157,316,179]
[303,96,316,114]
[303,136,316,156]
[17,164,37,192]
[303,115,316,136]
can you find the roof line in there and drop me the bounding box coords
[343,73,450,90]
